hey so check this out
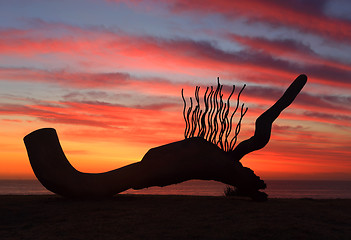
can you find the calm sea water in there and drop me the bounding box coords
[0,179,350,199]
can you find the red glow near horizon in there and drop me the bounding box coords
[0,0,351,180]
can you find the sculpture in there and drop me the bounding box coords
[24,74,307,201]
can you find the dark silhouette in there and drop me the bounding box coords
[23,74,307,201]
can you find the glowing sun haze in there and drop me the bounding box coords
[0,0,350,180]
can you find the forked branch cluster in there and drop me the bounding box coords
[181,78,247,152]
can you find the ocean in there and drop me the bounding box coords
[1,179,351,199]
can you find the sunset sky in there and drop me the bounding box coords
[0,0,350,180]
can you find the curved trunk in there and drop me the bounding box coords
[24,129,265,199]
[24,128,141,198]
[230,74,307,161]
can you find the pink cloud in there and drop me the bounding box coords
[164,0,351,43]
[1,24,351,89]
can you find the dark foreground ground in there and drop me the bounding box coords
[1,195,350,240]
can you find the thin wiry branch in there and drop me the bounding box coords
[229,103,248,150]
[209,80,220,143]
[185,97,193,138]
[182,78,247,152]
[223,85,235,151]
[181,89,187,139]
[226,84,246,151]
[205,87,214,140]
[199,87,209,138]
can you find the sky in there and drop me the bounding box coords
[0,0,350,180]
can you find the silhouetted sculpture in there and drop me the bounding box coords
[24,74,307,201]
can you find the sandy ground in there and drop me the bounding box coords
[1,194,350,240]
